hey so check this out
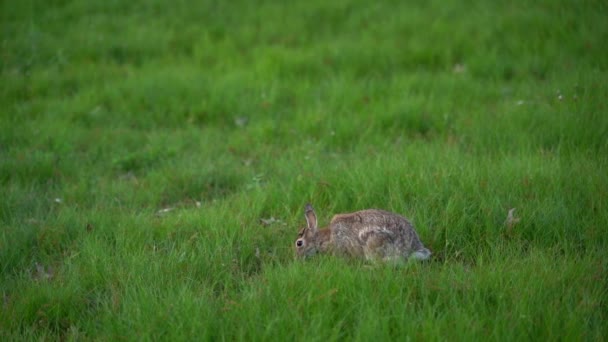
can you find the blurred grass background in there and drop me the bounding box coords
[1,0,607,340]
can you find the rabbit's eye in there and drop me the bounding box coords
[296,239,304,247]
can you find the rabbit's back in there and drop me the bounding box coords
[329,209,426,259]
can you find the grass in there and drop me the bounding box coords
[1,0,607,340]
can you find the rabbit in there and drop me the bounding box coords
[294,204,431,262]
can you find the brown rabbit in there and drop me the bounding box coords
[294,204,431,261]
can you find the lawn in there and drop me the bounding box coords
[1,0,607,340]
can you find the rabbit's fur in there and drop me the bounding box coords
[295,204,431,261]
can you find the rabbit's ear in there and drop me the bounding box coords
[304,203,318,233]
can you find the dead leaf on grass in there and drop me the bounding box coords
[33,262,54,281]
[453,63,466,74]
[260,217,285,226]
[156,207,175,216]
[504,208,521,232]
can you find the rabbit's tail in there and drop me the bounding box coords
[410,247,431,260]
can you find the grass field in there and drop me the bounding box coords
[2,0,608,340]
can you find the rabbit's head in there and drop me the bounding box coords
[294,204,328,259]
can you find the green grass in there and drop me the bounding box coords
[2,0,607,340]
